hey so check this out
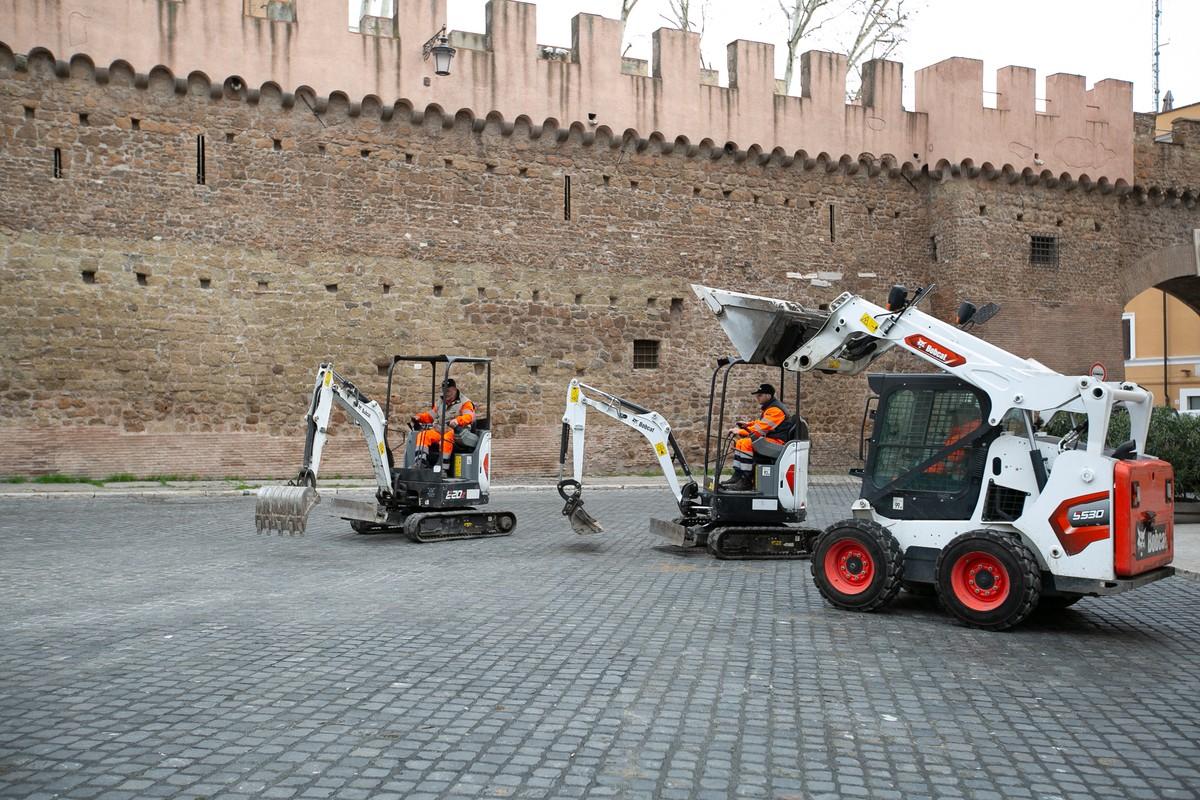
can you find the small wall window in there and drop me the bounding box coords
[1030,235,1058,266]
[53,148,62,179]
[244,0,296,22]
[196,134,206,185]
[633,340,660,369]
[1121,312,1135,361]
[1181,389,1200,416]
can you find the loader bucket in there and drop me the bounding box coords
[557,479,603,535]
[690,284,830,366]
[255,485,321,535]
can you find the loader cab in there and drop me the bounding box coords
[859,373,1000,520]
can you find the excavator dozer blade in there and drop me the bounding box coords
[567,501,604,535]
[255,485,321,535]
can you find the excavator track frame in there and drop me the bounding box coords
[403,509,517,543]
[705,525,821,560]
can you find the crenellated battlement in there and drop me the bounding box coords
[0,0,1145,183]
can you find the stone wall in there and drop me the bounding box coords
[1,46,1198,480]
[1135,114,1200,192]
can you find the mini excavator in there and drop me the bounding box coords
[557,369,816,559]
[562,283,1175,629]
[255,355,516,542]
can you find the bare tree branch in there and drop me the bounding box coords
[660,0,712,70]
[778,0,833,93]
[620,0,640,58]
[843,0,910,99]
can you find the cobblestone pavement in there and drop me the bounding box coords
[2,486,1200,800]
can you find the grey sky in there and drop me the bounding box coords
[352,1,1198,114]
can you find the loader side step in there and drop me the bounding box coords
[404,510,517,543]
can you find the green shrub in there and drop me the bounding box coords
[1042,407,1200,498]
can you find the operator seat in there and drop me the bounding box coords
[751,416,809,462]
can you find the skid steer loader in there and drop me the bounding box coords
[691,283,1175,629]
[254,355,516,542]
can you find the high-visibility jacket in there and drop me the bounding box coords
[736,398,791,444]
[416,394,475,429]
[926,419,980,474]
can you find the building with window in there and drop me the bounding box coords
[1121,99,1200,415]
[1123,289,1200,414]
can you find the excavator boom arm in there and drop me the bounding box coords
[556,380,696,533]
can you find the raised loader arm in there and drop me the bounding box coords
[556,379,696,534]
[692,284,1153,459]
[255,363,393,535]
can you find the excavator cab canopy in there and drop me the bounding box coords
[383,354,492,435]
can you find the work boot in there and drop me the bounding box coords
[720,471,753,491]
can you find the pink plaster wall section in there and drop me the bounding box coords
[1,0,1135,182]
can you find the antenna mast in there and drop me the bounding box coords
[1153,0,1162,112]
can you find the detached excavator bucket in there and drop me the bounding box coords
[255,485,321,535]
[557,479,603,535]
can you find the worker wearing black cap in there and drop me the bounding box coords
[412,378,475,469]
[720,383,791,491]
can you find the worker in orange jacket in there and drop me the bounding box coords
[720,383,791,492]
[412,378,475,469]
[926,405,981,476]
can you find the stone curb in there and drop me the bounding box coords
[0,474,861,500]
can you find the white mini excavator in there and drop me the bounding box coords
[557,372,816,559]
[687,283,1175,629]
[255,355,516,542]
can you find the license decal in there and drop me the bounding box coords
[1136,524,1169,559]
[904,334,966,367]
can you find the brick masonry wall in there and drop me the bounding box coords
[1,50,1198,480]
[1135,113,1200,192]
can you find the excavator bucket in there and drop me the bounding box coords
[557,479,603,535]
[566,501,604,535]
[255,485,321,535]
[690,284,830,366]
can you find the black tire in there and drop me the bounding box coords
[811,519,904,612]
[1035,593,1083,612]
[902,580,937,597]
[935,530,1041,631]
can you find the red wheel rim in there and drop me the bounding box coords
[950,550,1010,611]
[823,538,875,596]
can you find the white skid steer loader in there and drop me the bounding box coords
[692,283,1175,629]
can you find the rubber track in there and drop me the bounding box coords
[706,526,819,560]
[403,510,517,543]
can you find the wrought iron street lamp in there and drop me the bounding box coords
[422,25,456,77]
